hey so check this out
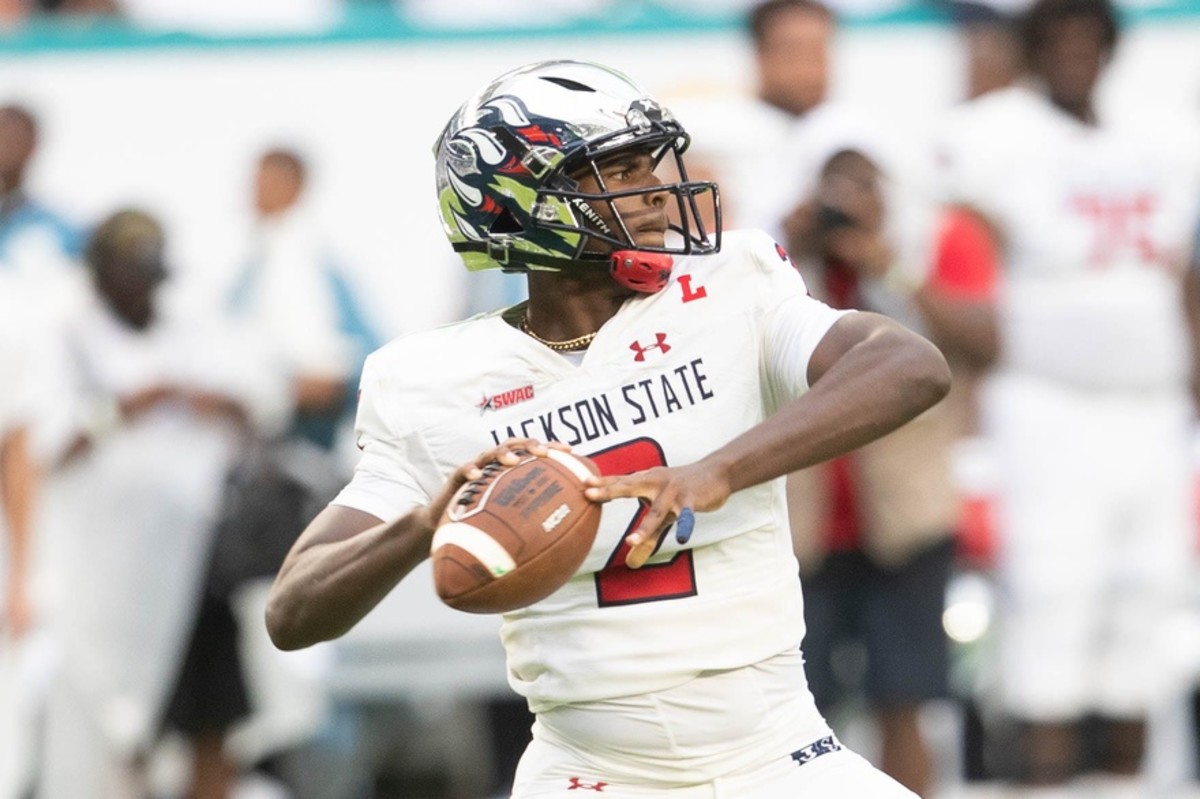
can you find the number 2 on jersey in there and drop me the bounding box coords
[588,438,698,607]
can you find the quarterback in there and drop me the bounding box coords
[267,60,949,797]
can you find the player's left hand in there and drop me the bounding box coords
[584,462,731,569]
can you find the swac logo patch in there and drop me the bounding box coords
[630,333,670,362]
[567,777,607,791]
[477,384,535,414]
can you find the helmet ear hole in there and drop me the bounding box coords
[490,208,524,235]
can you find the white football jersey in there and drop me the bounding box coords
[335,230,849,711]
[936,86,1200,390]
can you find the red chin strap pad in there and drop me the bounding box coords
[610,251,674,294]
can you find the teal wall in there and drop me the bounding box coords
[2,0,1199,56]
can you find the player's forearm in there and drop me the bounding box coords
[709,322,950,493]
[1,429,36,586]
[266,506,435,650]
[1,427,35,551]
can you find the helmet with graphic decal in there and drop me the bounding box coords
[433,60,721,293]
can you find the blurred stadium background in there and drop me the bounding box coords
[2,0,1200,797]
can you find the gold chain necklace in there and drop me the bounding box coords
[519,315,597,352]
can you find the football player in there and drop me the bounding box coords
[0,281,36,641]
[930,0,1200,788]
[0,277,39,799]
[267,60,949,797]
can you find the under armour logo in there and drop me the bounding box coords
[630,333,670,362]
[568,777,607,791]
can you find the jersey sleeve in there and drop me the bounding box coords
[331,352,431,522]
[930,208,999,299]
[747,233,852,407]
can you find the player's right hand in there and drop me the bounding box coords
[585,460,732,568]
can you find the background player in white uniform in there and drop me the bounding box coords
[731,5,956,795]
[34,210,286,798]
[267,60,951,797]
[0,276,42,799]
[931,0,1200,788]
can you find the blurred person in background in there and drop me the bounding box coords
[926,0,1021,372]
[0,102,82,799]
[0,0,119,19]
[734,2,958,795]
[220,146,378,797]
[230,147,377,464]
[952,2,1024,102]
[0,102,88,438]
[0,277,42,799]
[0,102,88,422]
[780,149,966,799]
[31,0,120,16]
[34,209,285,799]
[0,103,83,280]
[732,0,864,237]
[0,289,36,678]
[931,0,1200,792]
[911,3,1019,784]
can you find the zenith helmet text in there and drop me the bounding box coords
[433,60,722,293]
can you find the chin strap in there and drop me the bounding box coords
[454,240,674,293]
[610,250,674,293]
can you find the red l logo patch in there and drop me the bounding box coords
[678,273,707,303]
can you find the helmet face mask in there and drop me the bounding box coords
[435,60,721,290]
[542,136,716,258]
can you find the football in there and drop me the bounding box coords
[431,449,602,613]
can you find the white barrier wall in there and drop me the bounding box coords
[3,20,1197,342]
